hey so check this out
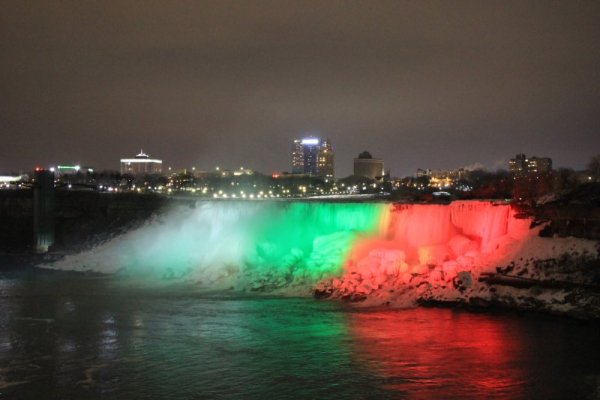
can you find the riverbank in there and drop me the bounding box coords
[314,225,600,319]
[2,190,599,320]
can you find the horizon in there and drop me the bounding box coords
[2,1,599,176]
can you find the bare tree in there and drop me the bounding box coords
[587,155,600,182]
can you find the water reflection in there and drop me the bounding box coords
[348,309,526,398]
[1,271,599,399]
[349,308,600,399]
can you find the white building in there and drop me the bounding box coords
[120,150,163,175]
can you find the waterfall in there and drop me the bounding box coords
[44,200,529,293]
[45,201,387,289]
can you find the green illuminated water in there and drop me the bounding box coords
[2,270,600,399]
[247,203,385,281]
[51,202,387,290]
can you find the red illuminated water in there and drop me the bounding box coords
[329,201,533,302]
[1,271,599,399]
[349,310,527,398]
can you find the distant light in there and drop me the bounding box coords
[0,175,22,183]
[301,138,319,145]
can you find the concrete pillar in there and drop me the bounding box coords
[33,169,55,253]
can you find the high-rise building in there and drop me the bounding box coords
[317,139,334,178]
[120,150,163,175]
[509,153,552,177]
[291,139,304,174]
[302,138,320,176]
[510,153,554,200]
[353,151,384,182]
[527,157,552,174]
[291,137,334,177]
[508,153,527,176]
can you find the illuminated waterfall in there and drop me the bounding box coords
[47,202,387,289]
[46,200,530,293]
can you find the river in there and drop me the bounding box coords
[1,269,599,399]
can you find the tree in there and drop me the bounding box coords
[554,168,577,191]
[587,155,600,182]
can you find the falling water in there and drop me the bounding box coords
[45,200,529,293]
[45,201,387,290]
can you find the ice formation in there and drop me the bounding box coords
[45,200,598,315]
[315,201,532,302]
[44,202,386,290]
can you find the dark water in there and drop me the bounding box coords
[1,270,599,399]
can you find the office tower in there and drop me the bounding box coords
[291,137,334,177]
[317,139,334,178]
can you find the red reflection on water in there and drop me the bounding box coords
[348,309,526,399]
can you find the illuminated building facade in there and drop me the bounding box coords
[527,157,552,174]
[508,153,527,176]
[317,139,334,178]
[353,151,384,182]
[292,139,304,174]
[415,167,466,189]
[50,165,94,175]
[291,137,335,177]
[302,138,320,176]
[509,153,552,177]
[510,153,553,200]
[120,150,163,175]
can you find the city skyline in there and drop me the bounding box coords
[0,137,593,179]
[0,146,573,179]
[1,1,599,176]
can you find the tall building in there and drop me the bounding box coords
[317,139,334,178]
[291,139,304,174]
[510,153,554,200]
[353,151,384,182]
[527,157,552,174]
[291,137,335,177]
[509,153,552,177]
[302,137,320,176]
[120,150,163,175]
[508,153,527,176]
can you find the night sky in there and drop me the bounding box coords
[1,1,599,177]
